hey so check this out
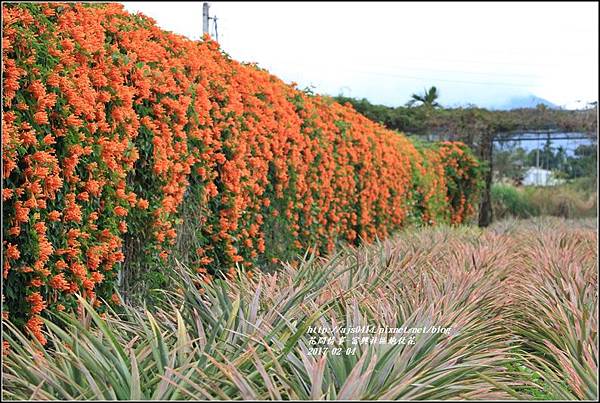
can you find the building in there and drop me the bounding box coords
[521,167,564,186]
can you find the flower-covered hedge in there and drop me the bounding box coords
[2,2,481,344]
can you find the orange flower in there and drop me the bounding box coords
[63,193,82,222]
[55,260,68,271]
[5,243,20,260]
[48,210,61,221]
[49,273,69,291]
[33,111,48,125]
[114,206,128,217]
[14,201,30,223]
[26,316,47,345]
[110,293,121,305]
[26,292,46,315]
[43,134,56,145]
[82,279,94,290]
[90,271,104,283]
[2,188,13,201]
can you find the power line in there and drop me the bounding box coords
[338,63,538,79]
[494,136,592,142]
[274,63,537,88]
[238,58,538,88]
[230,55,542,83]
[371,55,565,70]
[347,69,534,88]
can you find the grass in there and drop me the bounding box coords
[2,217,597,400]
[492,181,597,220]
[492,184,539,218]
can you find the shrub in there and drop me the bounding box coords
[522,185,597,219]
[491,184,539,219]
[1,3,481,342]
[492,183,597,221]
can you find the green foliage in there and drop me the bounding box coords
[505,358,569,400]
[493,145,528,182]
[492,184,539,219]
[406,86,441,108]
[565,144,598,179]
[334,95,597,139]
[492,183,597,220]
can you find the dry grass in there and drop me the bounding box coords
[2,217,597,400]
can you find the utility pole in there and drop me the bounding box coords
[478,132,494,227]
[202,2,219,42]
[202,2,210,36]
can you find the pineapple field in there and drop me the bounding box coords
[1,2,597,401]
[2,217,597,400]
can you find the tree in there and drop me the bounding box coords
[566,144,597,179]
[554,146,567,173]
[407,86,441,108]
[493,145,527,182]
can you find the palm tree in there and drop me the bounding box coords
[407,86,441,108]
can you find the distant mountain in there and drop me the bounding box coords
[493,95,558,110]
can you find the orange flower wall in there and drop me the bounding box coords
[1,3,481,343]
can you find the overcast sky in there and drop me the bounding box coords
[121,1,598,109]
